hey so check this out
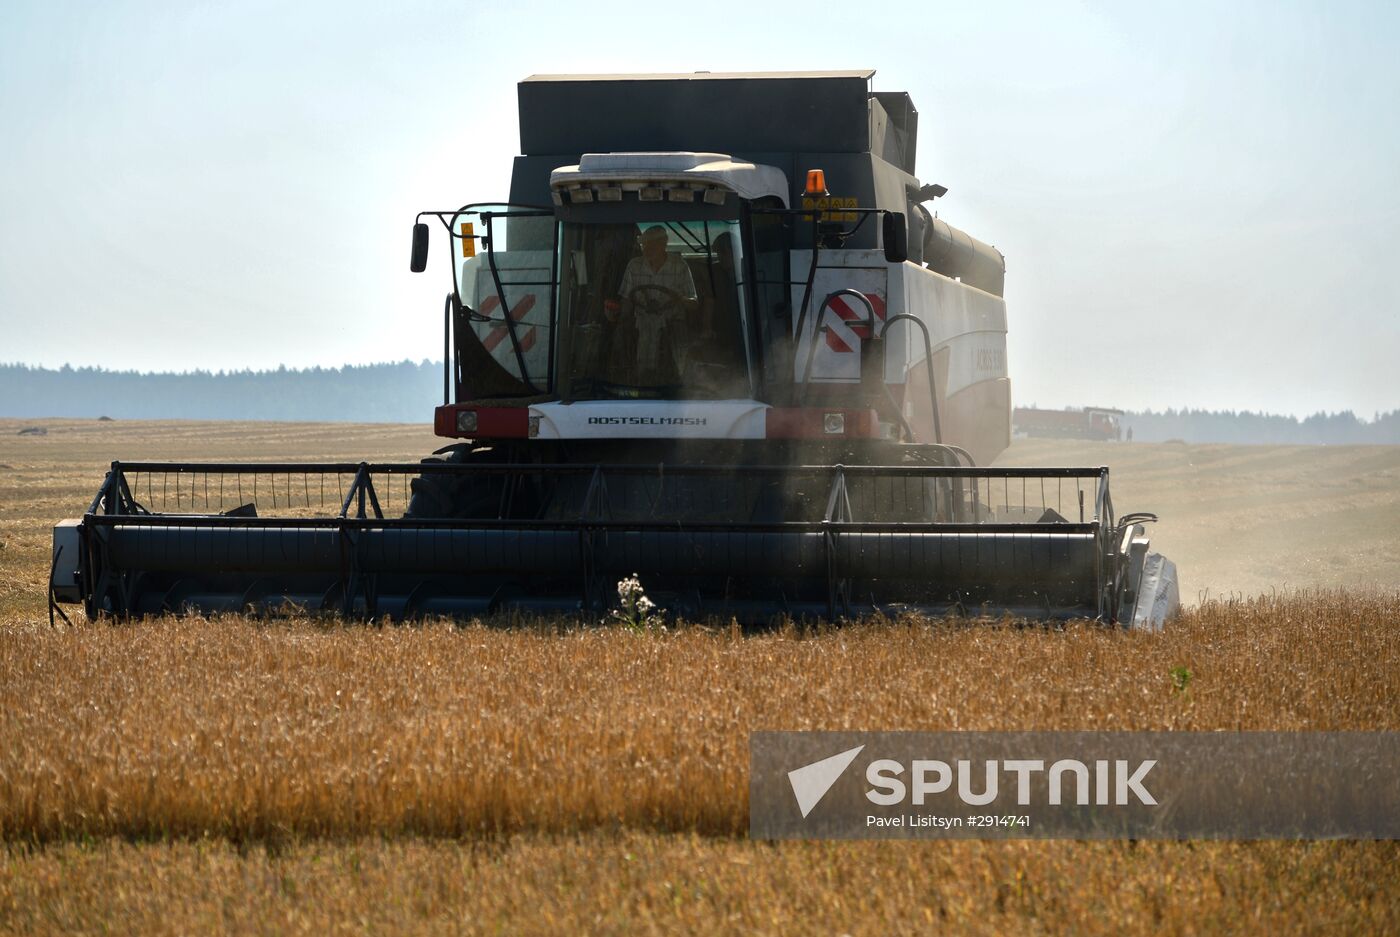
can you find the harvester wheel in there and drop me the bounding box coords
[404,447,506,520]
[406,455,458,517]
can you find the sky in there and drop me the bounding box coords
[1,0,1396,418]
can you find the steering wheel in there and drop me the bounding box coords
[627,284,686,316]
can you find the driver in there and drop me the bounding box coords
[607,225,698,383]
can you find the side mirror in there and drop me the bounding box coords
[410,222,430,272]
[882,211,908,265]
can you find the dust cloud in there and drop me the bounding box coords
[996,439,1400,602]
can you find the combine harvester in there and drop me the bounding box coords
[51,71,1179,628]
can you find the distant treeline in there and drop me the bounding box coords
[2,362,1396,444]
[1121,408,1399,445]
[0,361,442,424]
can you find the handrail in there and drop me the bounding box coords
[481,212,539,394]
[800,289,879,403]
[788,215,825,382]
[443,293,453,405]
[878,313,942,444]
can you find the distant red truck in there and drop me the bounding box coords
[1013,407,1124,441]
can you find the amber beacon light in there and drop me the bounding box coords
[804,169,828,197]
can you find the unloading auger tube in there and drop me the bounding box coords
[50,459,1178,627]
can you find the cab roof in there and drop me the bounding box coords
[522,70,875,82]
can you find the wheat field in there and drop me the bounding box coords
[1,419,1398,935]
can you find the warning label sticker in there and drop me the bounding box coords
[801,196,858,223]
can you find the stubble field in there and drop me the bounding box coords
[1,419,1398,934]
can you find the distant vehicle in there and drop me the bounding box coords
[1014,407,1125,441]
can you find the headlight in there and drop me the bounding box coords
[456,410,478,433]
[823,412,846,435]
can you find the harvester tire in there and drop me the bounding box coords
[404,447,505,520]
[405,455,458,518]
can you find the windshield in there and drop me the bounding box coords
[451,205,556,394]
[556,218,753,400]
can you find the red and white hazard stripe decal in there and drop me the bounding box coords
[824,292,886,353]
[478,294,538,353]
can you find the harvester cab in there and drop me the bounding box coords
[414,72,1012,466]
[50,71,1179,627]
[421,162,918,448]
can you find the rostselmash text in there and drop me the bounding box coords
[585,416,708,426]
[865,759,1158,806]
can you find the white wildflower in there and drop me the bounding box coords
[608,573,665,630]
